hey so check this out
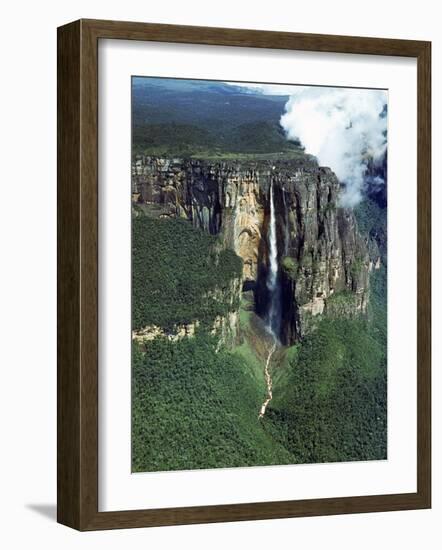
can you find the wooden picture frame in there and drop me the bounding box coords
[57,18,431,530]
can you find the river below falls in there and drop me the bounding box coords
[258,340,277,418]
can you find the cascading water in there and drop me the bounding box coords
[259,180,281,418]
[282,188,290,256]
[266,180,281,340]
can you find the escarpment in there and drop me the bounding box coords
[132,276,242,349]
[132,155,376,344]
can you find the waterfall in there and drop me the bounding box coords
[266,181,281,340]
[259,181,280,418]
[282,188,290,256]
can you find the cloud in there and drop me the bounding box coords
[224,82,388,206]
[280,86,388,206]
[224,82,302,96]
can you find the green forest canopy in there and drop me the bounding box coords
[132,77,301,156]
[132,203,387,471]
[132,216,242,331]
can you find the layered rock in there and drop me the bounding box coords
[133,157,268,282]
[132,312,239,348]
[132,155,375,343]
[132,265,242,348]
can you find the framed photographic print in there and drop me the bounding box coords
[57,19,431,530]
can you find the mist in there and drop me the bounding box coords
[280,87,388,207]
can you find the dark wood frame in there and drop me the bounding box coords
[57,18,431,531]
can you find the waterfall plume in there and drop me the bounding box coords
[282,188,290,256]
[266,180,281,340]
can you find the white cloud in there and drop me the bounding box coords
[225,82,388,206]
[280,87,387,206]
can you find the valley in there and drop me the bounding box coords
[131,153,387,472]
[131,77,387,473]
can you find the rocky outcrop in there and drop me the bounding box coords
[132,155,375,343]
[133,157,269,282]
[132,311,239,348]
[133,322,199,343]
[132,272,242,348]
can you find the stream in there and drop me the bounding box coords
[259,340,277,418]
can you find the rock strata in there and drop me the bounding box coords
[133,155,376,343]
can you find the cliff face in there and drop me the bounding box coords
[132,276,241,349]
[132,155,374,344]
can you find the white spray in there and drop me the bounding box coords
[282,189,290,255]
[266,180,280,339]
[259,181,280,419]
